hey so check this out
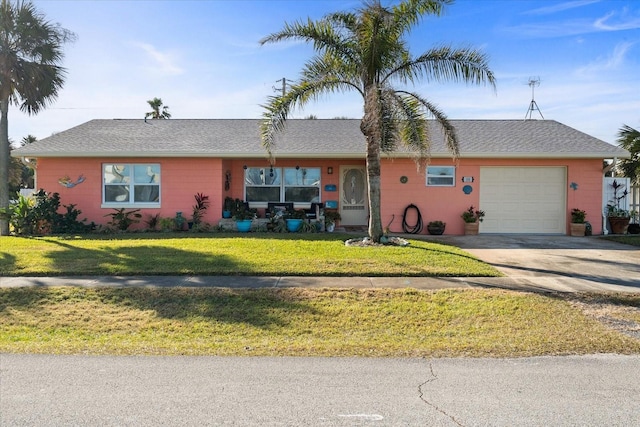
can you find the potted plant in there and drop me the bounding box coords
[174,211,186,231]
[285,209,307,232]
[461,206,485,235]
[232,203,255,232]
[324,210,341,233]
[570,208,586,237]
[222,197,234,218]
[191,192,210,229]
[607,180,630,234]
[427,220,446,235]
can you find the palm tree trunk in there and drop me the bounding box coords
[361,87,384,243]
[0,98,10,235]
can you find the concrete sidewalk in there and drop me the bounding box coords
[1,272,638,293]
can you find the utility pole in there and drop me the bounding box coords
[273,78,293,96]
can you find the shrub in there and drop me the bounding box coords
[104,208,142,231]
[0,190,92,235]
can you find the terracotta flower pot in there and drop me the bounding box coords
[608,217,630,234]
[570,223,586,237]
[464,222,479,235]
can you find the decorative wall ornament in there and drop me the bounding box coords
[570,182,578,190]
[225,170,231,191]
[58,175,86,188]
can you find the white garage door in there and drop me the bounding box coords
[480,167,566,234]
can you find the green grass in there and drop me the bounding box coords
[602,235,640,247]
[2,287,638,357]
[0,233,500,277]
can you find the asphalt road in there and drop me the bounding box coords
[2,354,639,426]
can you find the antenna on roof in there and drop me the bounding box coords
[525,77,544,120]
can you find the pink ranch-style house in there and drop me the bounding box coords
[11,118,629,235]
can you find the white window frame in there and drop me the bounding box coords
[244,167,321,207]
[102,163,161,208]
[244,167,282,205]
[426,166,456,187]
[283,167,321,204]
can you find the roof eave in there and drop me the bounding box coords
[10,151,367,159]
[386,151,631,160]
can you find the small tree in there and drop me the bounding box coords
[145,97,171,119]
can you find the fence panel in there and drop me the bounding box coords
[631,184,639,218]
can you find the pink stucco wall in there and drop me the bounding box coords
[36,157,225,229]
[34,156,603,234]
[380,157,604,235]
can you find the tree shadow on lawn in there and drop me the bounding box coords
[0,239,323,328]
[97,286,318,329]
[39,237,249,275]
[0,252,16,276]
[0,284,319,329]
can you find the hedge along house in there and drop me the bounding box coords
[11,118,629,235]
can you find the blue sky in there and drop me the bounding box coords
[9,0,640,146]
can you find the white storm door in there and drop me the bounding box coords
[340,166,368,226]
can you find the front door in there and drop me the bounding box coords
[340,166,368,226]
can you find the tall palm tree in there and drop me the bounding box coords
[145,97,171,119]
[0,0,74,235]
[260,0,495,242]
[617,124,640,184]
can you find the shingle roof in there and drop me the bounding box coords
[12,118,629,159]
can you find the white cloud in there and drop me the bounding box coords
[524,0,601,16]
[594,8,640,31]
[504,4,640,38]
[131,42,184,76]
[501,19,598,38]
[575,41,636,76]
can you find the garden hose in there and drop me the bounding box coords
[402,204,423,234]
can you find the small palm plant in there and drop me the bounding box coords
[191,193,210,226]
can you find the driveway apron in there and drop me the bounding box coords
[429,235,640,293]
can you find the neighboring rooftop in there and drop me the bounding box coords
[11,118,629,159]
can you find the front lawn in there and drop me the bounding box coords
[0,233,500,277]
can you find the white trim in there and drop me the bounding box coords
[426,166,456,187]
[102,163,161,207]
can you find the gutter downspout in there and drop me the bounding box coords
[602,157,618,235]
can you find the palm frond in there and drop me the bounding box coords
[392,0,451,30]
[617,124,640,183]
[261,80,352,160]
[387,45,496,89]
[0,0,74,115]
[397,90,458,158]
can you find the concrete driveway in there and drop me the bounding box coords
[430,234,640,293]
